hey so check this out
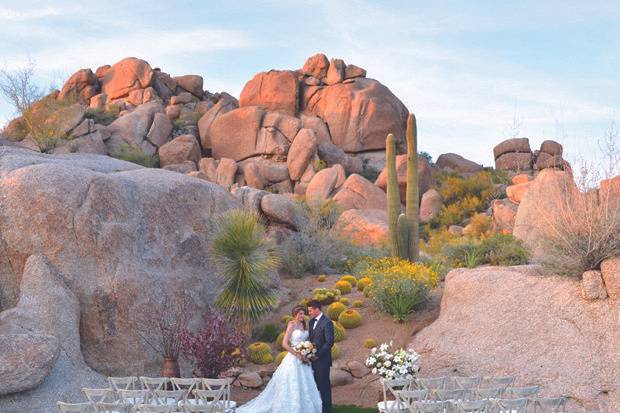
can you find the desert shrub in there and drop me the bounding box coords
[247,342,273,364]
[438,171,497,205]
[356,277,372,292]
[421,228,460,256]
[333,321,346,342]
[275,332,286,350]
[340,275,357,286]
[326,302,347,321]
[338,309,362,329]
[334,280,352,294]
[318,275,326,282]
[440,240,482,268]
[437,195,484,227]
[363,338,377,349]
[312,288,341,305]
[536,187,619,276]
[339,297,350,306]
[275,351,288,366]
[478,234,529,266]
[181,307,245,378]
[361,257,439,322]
[352,300,364,308]
[331,343,341,360]
[419,151,433,163]
[465,213,493,238]
[251,323,281,343]
[85,105,119,125]
[211,210,279,330]
[111,143,159,168]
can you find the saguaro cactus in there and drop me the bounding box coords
[386,133,401,256]
[385,113,420,261]
[405,113,420,261]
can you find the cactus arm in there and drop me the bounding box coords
[386,133,401,257]
[405,113,420,261]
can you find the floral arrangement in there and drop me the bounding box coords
[293,341,317,359]
[365,341,421,380]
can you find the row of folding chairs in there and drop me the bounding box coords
[419,387,541,402]
[415,377,517,391]
[400,397,567,413]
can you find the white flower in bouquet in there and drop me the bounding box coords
[293,341,317,358]
[365,342,422,380]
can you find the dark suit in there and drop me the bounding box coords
[309,314,334,413]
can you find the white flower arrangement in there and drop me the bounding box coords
[365,341,421,380]
[293,341,317,358]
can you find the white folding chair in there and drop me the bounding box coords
[57,402,93,413]
[453,376,482,390]
[171,378,203,402]
[94,402,131,413]
[182,389,225,412]
[495,398,529,413]
[109,377,139,392]
[455,400,491,413]
[140,377,170,393]
[413,401,447,413]
[118,389,150,405]
[483,376,515,389]
[535,397,567,413]
[476,387,504,400]
[134,405,175,413]
[397,390,427,410]
[83,388,114,404]
[505,386,540,399]
[433,389,466,402]
[416,377,447,391]
[378,378,414,412]
[152,390,185,406]
[202,378,236,412]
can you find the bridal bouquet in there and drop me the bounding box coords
[293,341,317,359]
[365,341,421,380]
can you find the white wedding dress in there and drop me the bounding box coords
[237,329,322,413]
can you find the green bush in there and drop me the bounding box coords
[212,210,279,330]
[247,342,273,365]
[338,309,362,329]
[363,338,377,349]
[464,212,493,238]
[441,240,482,268]
[313,158,328,172]
[360,257,439,322]
[479,234,529,266]
[251,323,281,343]
[334,280,352,294]
[327,302,347,321]
[85,105,119,126]
[111,144,159,168]
[312,288,342,305]
[437,195,484,227]
[333,321,346,342]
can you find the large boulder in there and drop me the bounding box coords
[411,266,620,412]
[305,164,346,202]
[173,75,203,98]
[197,93,238,151]
[260,194,307,230]
[335,208,388,247]
[101,57,154,100]
[305,78,408,153]
[436,153,483,174]
[419,189,443,223]
[287,128,317,181]
[493,138,532,159]
[210,106,266,161]
[495,152,533,170]
[105,101,163,153]
[58,69,99,103]
[505,181,532,204]
[491,199,518,234]
[375,155,433,205]
[539,140,563,157]
[332,174,387,211]
[601,258,620,300]
[513,169,578,259]
[239,70,299,116]
[158,134,201,167]
[0,147,240,377]
[301,53,330,80]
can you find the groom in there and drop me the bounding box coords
[307,299,334,413]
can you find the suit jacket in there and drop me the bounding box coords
[309,314,334,368]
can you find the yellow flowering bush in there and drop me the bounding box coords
[361,257,439,322]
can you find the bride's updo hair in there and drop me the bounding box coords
[291,306,307,330]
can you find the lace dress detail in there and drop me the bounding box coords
[237,329,322,413]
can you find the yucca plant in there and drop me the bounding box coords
[211,209,280,332]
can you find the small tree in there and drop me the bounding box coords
[181,307,245,378]
[211,210,279,332]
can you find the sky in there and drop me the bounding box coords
[0,0,618,167]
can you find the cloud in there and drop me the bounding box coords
[0,6,63,22]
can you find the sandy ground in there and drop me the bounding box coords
[233,273,443,408]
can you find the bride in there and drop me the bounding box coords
[237,306,322,413]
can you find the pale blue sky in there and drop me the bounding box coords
[0,0,618,166]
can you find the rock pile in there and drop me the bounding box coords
[493,138,569,172]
